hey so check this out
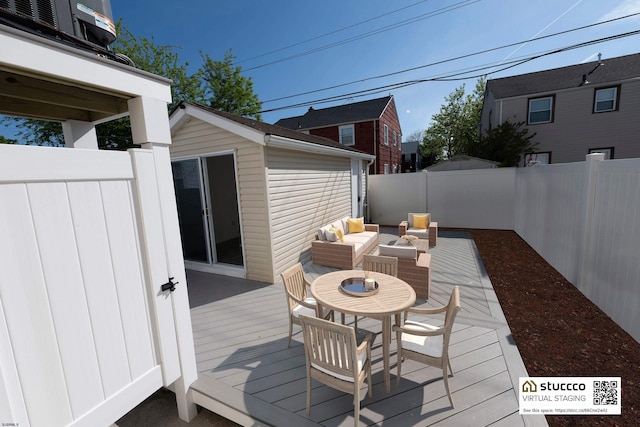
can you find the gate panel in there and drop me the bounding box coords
[0,144,178,426]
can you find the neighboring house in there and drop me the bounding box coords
[169,102,375,284]
[275,95,402,174]
[480,52,640,165]
[401,140,424,172]
[426,155,499,171]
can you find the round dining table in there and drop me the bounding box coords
[310,269,416,393]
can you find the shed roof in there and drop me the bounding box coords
[486,52,640,99]
[171,102,374,159]
[274,95,393,129]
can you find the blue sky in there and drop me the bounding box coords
[4,0,640,141]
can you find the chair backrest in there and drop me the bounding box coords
[363,254,398,277]
[299,314,360,380]
[281,263,308,312]
[443,286,461,348]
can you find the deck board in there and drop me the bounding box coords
[186,229,548,426]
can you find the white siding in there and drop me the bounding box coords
[171,118,274,283]
[267,148,351,279]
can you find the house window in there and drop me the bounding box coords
[339,124,354,146]
[524,152,551,166]
[393,130,397,146]
[589,147,614,159]
[384,164,389,174]
[594,87,619,113]
[528,96,554,124]
[384,124,389,145]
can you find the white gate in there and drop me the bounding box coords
[0,144,182,426]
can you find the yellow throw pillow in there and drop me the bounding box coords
[413,214,428,229]
[329,226,344,242]
[347,217,364,233]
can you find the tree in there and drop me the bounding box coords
[420,77,485,166]
[469,119,537,167]
[0,135,17,144]
[199,50,262,120]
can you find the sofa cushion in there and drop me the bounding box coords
[329,226,344,242]
[347,217,365,233]
[379,244,417,260]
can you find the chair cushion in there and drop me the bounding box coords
[292,297,317,318]
[405,228,429,239]
[379,244,417,259]
[400,320,443,357]
[311,348,368,382]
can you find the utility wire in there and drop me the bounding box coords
[244,0,480,71]
[234,0,431,65]
[261,12,640,105]
[259,29,640,113]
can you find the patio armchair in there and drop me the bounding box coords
[393,286,461,407]
[378,244,431,299]
[299,314,373,427]
[398,212,438,246]
[281,263,334,348]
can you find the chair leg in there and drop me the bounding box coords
[448,357,454,376]
[396,348,402,388]
[306,375,312,415]
[443,366,454,408]
[353,387,360,427]
[341,312,346,324]
[287,320,293,348]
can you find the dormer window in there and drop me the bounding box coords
[594,87,619,113]
[339,124,354,146]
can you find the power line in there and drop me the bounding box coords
[234,0,431,65]
[261,12,640,105]
[244,0,481,71]
[259,29,640,114]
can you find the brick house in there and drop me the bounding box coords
[275,95,402,174]
[480,52,640,165]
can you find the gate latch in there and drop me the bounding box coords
[161,277,178,293]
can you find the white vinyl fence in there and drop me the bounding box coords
[0,144,195,427]
[369,154,640,343]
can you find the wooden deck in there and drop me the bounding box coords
[185,229,548,426]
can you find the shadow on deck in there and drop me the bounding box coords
[184,229,548,427]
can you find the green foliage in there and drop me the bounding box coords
[469,119,538,167]
[0,118,64,146]
[0,135,18,144]
[199,50,262,120]
[420,77,485,166]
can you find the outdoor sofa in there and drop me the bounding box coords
[312,217,379,269]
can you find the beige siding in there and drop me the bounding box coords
[494,79,640,163]
[267,147,352,279]
[170,118,274,283]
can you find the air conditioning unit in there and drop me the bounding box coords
[0,0,116,49]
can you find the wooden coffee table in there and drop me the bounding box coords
[394,237,429,254]
[310,270,416,393]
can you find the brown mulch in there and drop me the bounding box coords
[470,229,639,427]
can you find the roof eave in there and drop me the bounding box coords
[264,134,375,160]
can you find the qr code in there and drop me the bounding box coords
[593,380,618,405]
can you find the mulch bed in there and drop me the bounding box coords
[470,229,639,427]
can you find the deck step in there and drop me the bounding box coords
[190,375,320,427]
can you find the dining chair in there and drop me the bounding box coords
[393,286,461,407]
[281,263,333,347]
[354,254,399,329]
[299,314,372,427]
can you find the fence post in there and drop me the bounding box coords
[129,96,198,422]
[577,153,604,291]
